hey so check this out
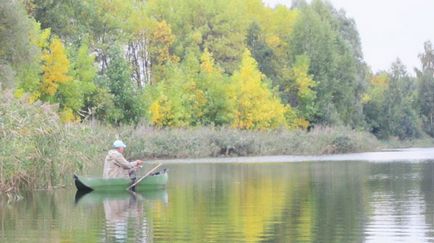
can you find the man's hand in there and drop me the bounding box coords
[136,160,145,165]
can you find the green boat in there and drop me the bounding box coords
[74,189,168,205]
[73,169,168,192]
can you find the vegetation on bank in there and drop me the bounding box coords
[0,92,384,192]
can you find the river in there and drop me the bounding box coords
[2,148,434,242]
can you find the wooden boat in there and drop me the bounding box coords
[73,169,168,192]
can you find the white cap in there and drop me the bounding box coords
[113,140,127,148]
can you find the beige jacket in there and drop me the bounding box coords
[103,149,138,178]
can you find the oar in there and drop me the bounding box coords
[127,163,162,190]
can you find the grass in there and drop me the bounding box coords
[0,91,114,192]
[124,125,382,160]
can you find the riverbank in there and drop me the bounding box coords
[146,147,434,164]
[1,93,433,192]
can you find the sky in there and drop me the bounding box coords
[263,0,434,74]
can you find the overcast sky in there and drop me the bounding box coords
[263,0,434,74]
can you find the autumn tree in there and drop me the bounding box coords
[59,41,97,120]
[40,37,71,97]
[230,49,289,129]
[146,0,246,74]
[197,49,234,125]
[287,55,317,126]
[146,64,192,127]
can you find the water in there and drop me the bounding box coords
[3,149,434,242]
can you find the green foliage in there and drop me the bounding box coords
[146,0,247,74]
[286,55,317,124]
[0,0,38,88]
[290,1,366,127]
[416,41,434,136]
[198,50,234,125]
[246,22,275,80]
[384,61,421,139]
[147,64,193,127]
[102,46,145,124]
[1,0,434,140]
[230,49,289,129]
[362,72,389,137]
[364,61,421,140]
[67,41,97,119]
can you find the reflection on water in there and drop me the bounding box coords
[75,190,168,243]
[3,160,434,242]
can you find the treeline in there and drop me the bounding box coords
[1,0,434,139]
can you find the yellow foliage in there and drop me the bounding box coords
[59,107,78,123]
[265,35,282,50]
[370,72,389,87]
[231,49,288,129]
[184,80,207,121]
[41,37,71,96]
[296,118,310,129]
[191,31,203,44]
[28,21,51,49]
[290,56,316,100]
[149,94,187,127]
[149,95,177,127]
[262,8,299,55]
[14,88,25,99]
[150,20,179,65]
[363,72,389,104]
[150,99,163,125]
[200,49,215,74]
[361,93,371,103]
[15,88,41,104]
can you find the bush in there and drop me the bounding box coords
[123,125,381,159]
[0,91,114,192]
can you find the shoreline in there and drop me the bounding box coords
[146,147,434,164]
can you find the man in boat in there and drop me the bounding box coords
[103,140,144,180]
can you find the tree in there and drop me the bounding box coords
[60,41,97,120]
[416,41,434,136]
[362,72,389,137]
[148,20,179,84]
[41,36,71,97]
[146,0,246,74]
[290,1,367,127]
[230,49,289,129]
[15,21,50,102]
[364,61,421,140]
[384,61,420,139]
[246,22,275,82]
[146,64,192,127]
[0,0,38,88]
[197,49,234,125]
[287,55,317,125]
[102,46,144,124]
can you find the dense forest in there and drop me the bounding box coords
[1,0,434,140]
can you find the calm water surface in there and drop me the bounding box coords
[2,155,434,242]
